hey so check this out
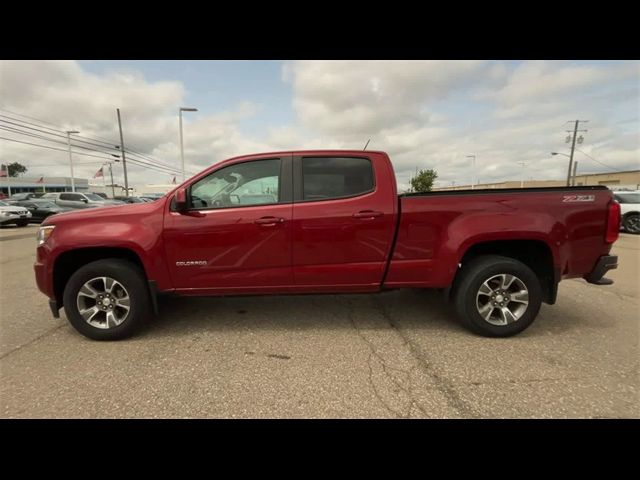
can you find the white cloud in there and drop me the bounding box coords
[0,61,268,186]
[285,60,639,191]
[286,60,488,135]
[0,59,638,195]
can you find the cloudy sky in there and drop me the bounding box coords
[1,60,638,191]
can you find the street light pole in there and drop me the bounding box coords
[66,130,80,192]
[179,107,198,182]
[116,109,129,197]
[551,152,572,185]
[517,162,527,188]
[466,155,476,189]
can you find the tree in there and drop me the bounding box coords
[7,162,27,177]
[410,168,438,192]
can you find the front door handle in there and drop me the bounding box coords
[254,216,285,226]
[353,210,383,219]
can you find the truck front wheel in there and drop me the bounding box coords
[62,259,151,340]
[453,255,542,337]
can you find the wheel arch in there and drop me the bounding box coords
[53,247,148,310]
[453,239,558,305]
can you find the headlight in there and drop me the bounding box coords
[37,225,55,246]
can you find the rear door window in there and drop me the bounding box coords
[301,157,374,201]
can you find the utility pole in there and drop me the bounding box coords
[572,161,578,186]
[117,109,129,197]
[565,120,588,186]
[517,162,527,188]
[66,130,79,192]
[179,107,198,182]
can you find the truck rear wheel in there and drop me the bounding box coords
[453,255,542,337]
[63,259,151,340]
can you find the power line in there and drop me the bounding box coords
[0,124,121,157]
[0,108,67,129]
[0,136,186,176]
[0,116,122,153]
[19,162,105,168]
[0,123,190,176]
[0,136,123,161]
[575,149,619,172]
[0,108,192,174]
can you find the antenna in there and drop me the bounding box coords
[363,139,370,151]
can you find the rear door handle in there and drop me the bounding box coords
[254,216,285,226]
[353,210,383,219]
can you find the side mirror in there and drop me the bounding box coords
[175,188,188,212]
[82,198,88,203]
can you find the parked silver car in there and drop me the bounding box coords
[0,200,32,226]
[41,192,124,209]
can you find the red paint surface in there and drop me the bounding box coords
[35,150,616,302]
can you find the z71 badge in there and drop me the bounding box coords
[563,194,595,203]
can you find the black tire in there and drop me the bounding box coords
[63,259,151,340]
[453,255,542,337]
[623,213,639,234]
[16,220,28,227]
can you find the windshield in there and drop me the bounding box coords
[616,193,640,203]
[0,200,8,206]
[84,193,104,201]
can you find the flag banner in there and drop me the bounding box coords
[172,176,176,184]
[0,164,7,178]
[94,167,104,178]
[36,176,44,183]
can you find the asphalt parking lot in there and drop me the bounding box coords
[1,224,638,418]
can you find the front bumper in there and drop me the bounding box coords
[584,255,618,285]
[0,214,31,224]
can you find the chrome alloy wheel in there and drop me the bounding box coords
[475,274,529,326]
[76,277,131,329]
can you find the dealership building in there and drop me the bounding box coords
[1,176,176,198]
[0,176,89,196]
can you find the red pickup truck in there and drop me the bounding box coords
[34,150,621,340]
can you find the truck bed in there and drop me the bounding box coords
[384,185,614,289]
